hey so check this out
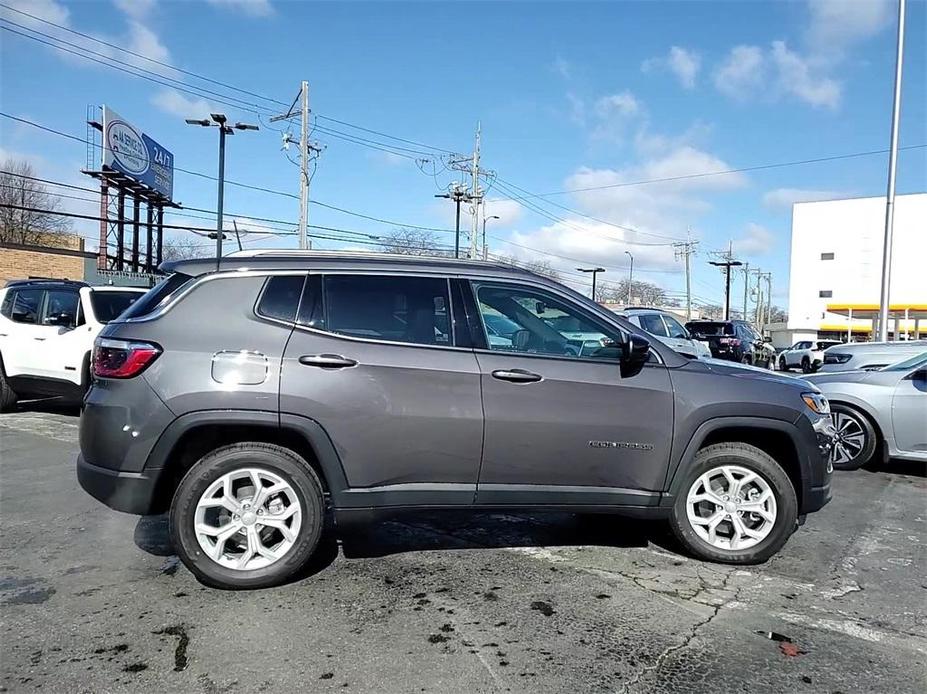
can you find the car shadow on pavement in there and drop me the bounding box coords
[134,510,680,585]
[8,397,81,417]
[865,458,927,479]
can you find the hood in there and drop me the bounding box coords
[686,358,816,390]
[803,370,874,386]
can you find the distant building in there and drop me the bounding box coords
[783,192,926,346]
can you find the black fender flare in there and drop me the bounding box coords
[144,409,350,499]
[662,415,810,505]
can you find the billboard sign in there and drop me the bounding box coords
[102,105,174,200]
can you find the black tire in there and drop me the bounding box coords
[779,356,788,372]
[669,442,798,565]
[0,355,17,412]
[830,403,877,471]
[741,354,752,365]
[801,357,812,374]
[170,442,326,589]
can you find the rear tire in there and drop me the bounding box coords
[669,442,798,564]
[830,403,877,471]
[779,356,788,372]
[0,355,17,412]
[170,442,326,589]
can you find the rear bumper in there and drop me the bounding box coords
[76,454,163,515]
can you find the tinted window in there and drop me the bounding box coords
[794,341,812,350]
[473,282,620,360]
[324,275,451,346]
[639,313,668,337]
[256,276,305,323]
[90,291,143,323]
[1,290,15,319]
[686,321,733,336]
[8,289,43,324]
[663,314,688,339]
[44,290,80,326]
[296,275,323,328]
[120,273,193,320]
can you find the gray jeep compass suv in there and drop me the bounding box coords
[78,251,834,589]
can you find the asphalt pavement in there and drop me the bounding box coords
[1,402,925,693]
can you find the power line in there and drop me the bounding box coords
[315,114,457,155]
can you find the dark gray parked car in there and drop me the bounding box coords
[78,252,835,588]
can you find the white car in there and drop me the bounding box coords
[621,308,712,360]
[778,339,843,373]
[0,280,147,410]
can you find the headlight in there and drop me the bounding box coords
[802,392,830,415]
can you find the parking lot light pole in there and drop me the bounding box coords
[186,114,258,268]
[482,214,500,261]
[709,259,743,321]
[577,267,605,301]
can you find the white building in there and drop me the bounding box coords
[782,192,926,347]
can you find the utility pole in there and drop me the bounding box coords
[741,262,750,319]
[878,0,907,341]
[469,122,482,260]
[435,183,471,258]
[577,267,606,301]
[625,251,634,305]
[754,271,764,328]
[764,272,773,330]
[673,237,699,320]
[271,81,322,250]
[708,243,742,321]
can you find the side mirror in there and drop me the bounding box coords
[620,335,651,378]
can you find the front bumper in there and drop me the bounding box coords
[77,454,164,515]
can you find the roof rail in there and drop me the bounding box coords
[4,278,90,289]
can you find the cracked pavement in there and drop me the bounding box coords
[1,405,925,693]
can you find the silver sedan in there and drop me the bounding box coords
[805,351,927,470]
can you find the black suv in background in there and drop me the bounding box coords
[685,319,775,368]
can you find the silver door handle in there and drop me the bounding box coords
[298,354,358,368]
[491,369,542,383]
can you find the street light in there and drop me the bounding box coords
[577,267,605,301]
[625,251,634,305]
[186,113,258,267]
[482,214,500,261]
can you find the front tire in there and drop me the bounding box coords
[801,357,812,374]
[0,355,17,412]
[830,404,877,470]
[779,356,788,372]
[170,442,325,589]
[669,443,798,564]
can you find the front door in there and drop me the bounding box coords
[280,273,484,506]
[467,280,675,506]
[892,366,927,455]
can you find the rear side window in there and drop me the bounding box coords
[639,313,668,337]
[256,275,306,323]
[323,275,451,346]
[90,291,143,323]
[43,289,80,326]
[1,290,15,319]
[119,273,193,320]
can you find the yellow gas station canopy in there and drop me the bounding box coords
[826,303,927,320]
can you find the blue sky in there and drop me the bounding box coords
[1,0,925,309]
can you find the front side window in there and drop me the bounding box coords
[639,313,669,337]
[8,289,43,324]
[473,282,620,360]
[323,275,451,347]
[663,314,688,339]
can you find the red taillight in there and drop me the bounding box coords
[93,338,161,379]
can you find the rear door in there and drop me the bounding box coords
[33,288,85,382]
[279,272,483,505]
[467,279,674,505]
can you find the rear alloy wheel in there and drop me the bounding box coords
[829,404,877,470]
[670,442,797,564]
[170,443,325,589]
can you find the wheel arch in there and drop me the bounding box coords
[828,397,885,451]
[145,410,349,514]
[665,417,807,511]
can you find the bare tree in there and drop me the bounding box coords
[696,303,724,320]
[161,234,205,261]
[378,228,447,256]
[598,279,666,306]
[768,305,788,323]
[494,254,561,281]
[0,159,71,245]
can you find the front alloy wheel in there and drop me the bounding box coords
[686,465,777,551]
[829,405,877,470]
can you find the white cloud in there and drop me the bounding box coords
[113,0,155,19]
[732,223,775,256]
[126,21,170,64]
[807,0,893,56]
[594,91,640,118]
[483,199,523,226]
[642,46,701,89]
[763,187,843,210]
[713,45,765,100]
[552,56,571,79]
[0,0,69,25]
[770,40,841,109]
[206,0,274,17]
[565,92,586,126]
[151,88,218,118]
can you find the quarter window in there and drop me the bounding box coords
[256,275,306,323]
[473,282,620,360]
[323,275,451,346]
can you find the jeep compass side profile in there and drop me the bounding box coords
[78,252,834,589]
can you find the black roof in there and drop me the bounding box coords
[4,278,89,289]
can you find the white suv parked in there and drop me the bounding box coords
[778,340,842,373]
[620,307,712,360]
[0,280,146,410]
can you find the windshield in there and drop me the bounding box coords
[89,291,145,323]
[879,351,927,372]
